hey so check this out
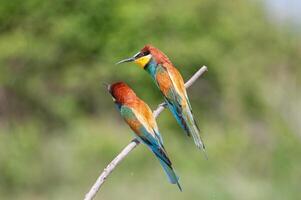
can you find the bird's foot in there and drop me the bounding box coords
[159,102,167,108]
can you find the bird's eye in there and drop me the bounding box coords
[142,51,150,56]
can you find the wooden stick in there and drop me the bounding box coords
[84,66,208,200]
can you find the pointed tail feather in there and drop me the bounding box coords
[149,143,182,191]
[183,106,208,159]
[158,159,182,191]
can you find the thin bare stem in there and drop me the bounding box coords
[84,66,208,200]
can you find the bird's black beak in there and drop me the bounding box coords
[116,57,135,65]
[116,52,140,65]
[102,82,111,92]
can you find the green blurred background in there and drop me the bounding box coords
[0,0,300,199]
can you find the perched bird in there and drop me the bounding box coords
[107,82,181,190]
[117,45,207,157]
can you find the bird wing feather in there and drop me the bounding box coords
[158,64,203,150]
[155,64,191,135]
[120,104,170,165]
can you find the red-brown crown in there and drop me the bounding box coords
[109,82,137,104]
[141,44,172,65]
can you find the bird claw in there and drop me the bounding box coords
[159,102,167,108]
[131,138,140,144]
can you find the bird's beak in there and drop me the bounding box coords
[116,57,135,65]
[102,82,111,92]
[116,52,140,65]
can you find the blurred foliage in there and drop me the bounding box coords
[0,0,301,199]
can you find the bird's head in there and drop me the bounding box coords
[107,82,136,104]
[116,44,172,68]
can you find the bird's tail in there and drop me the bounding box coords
[183,106,208,159]
[158,158,182,191]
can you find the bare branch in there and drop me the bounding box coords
[84,66,208,200]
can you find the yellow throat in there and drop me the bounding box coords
[134,54,152,68]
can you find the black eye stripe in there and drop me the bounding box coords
[143,51,150,56]
[135,51,150,59]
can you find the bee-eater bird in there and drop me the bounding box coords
[107,82,182,190]
[117,45,207,157]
